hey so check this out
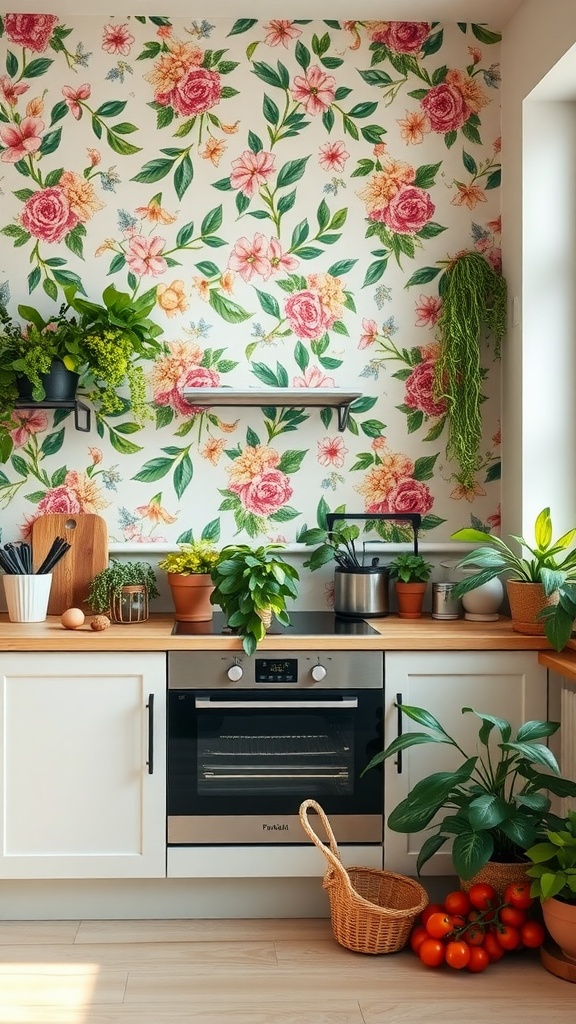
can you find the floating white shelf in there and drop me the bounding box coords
[181,388,362,431]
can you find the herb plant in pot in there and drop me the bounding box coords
[525,810,576,962]
[300,512,422,619]
[451,507,576,649]
[158,541,220,622]
[87,560,160,623]
[388,554,432,619]
[362,703,576,895]
[210,543,299,655]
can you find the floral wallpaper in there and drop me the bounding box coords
[0,15,502,548]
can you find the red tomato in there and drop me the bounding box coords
[496,924,521,951]
[467,909,482,923]
[520,920,546,948]
[464,923,485,946]
[499,905,527,929]
[421,903,445,926]
[503,882,534,910]
[482,931,506,962]
[445,940,471,970]
[409,925,429,955]
[419,937,446,968]
[468,882,497,911]
[444,890,472,917]
[425,912,453,939]
[466,946,490,973]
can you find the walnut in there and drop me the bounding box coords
[91,615,111,631]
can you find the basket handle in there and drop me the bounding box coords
[299,799,350,882]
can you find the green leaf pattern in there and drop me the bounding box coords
[0,16,501,546]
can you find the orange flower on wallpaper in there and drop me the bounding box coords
[200,136,226,166]
[135,197,176,225]
[157,280,188,317]
[397,110,431,145]
[452,183,487,209]
[135,498,177,524]
[200,438,226,465]
[60,171,104,220]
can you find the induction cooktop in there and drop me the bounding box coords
[172,610,380,637]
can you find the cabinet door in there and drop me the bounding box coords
[0,652,166,879]
[383,651,547,876]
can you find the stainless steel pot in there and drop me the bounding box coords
[333,566,389,618]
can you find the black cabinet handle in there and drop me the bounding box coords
[146,693,154,775]
[396,693,403,774]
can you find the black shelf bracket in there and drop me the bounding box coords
[14,399,91,433]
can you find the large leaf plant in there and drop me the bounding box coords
[451,507,576,650]
[363,704,576,879]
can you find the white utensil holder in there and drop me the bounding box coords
[2,574,53,622]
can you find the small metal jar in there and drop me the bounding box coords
[432,582,460,620]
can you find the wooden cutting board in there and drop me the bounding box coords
[31,513,108,615]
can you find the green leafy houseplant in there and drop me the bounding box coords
[525,811,576,903]
[362,704,576,879]
[387,553,433,584]
[451,507,576,650]
[0,284,166,462]
[433,251,507,491]
[300,520,365,571]
[210,543,299,656]
[87,560,160,615]
[157,541,220,576]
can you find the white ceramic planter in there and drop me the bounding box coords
[2,573,52,622]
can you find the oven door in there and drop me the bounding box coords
[167,688,383,844]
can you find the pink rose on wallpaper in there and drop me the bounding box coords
[373,478,434,516]
[372,21,430,53]
[231,469,293,517]
[160,68,222,116]
[4,14,58,52]
[36,486,82,516]
[404,360,446,418]
[174,366,220,416]
[421,83,469,133]
[0,117,44,163]
[230,149,275,197]
[284,291,333,341]
[291,66,336,115]
[382,185,435,234]
[21,188,78,243]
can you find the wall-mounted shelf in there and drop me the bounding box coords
[181,388,362,431]
[15,399,91,433]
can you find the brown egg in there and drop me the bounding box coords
[61,607,85,629]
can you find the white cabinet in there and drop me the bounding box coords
[0,652,166,879]
[383,651,547,876]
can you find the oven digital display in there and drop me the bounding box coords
[255,658,298,683]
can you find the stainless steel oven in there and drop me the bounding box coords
[167,615,384,847]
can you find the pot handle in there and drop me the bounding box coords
[325,512,421,556]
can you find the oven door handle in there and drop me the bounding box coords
[194,698,359,709]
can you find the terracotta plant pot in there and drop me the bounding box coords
[542,897,576,962]
[395,582,427,619]
[506,580,559,635]
[167,573,214,622]
[459,860,531,901]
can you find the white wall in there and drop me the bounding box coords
[502,0,576,540]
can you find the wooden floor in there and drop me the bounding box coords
[0,918,573,1024]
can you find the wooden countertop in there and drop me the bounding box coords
[0,613,553,652]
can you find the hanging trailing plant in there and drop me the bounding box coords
[433,252,507,491]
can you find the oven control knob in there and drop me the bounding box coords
[311,664,327,681]
[227,663,243,682]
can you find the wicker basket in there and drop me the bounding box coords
[299,799,428,955]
